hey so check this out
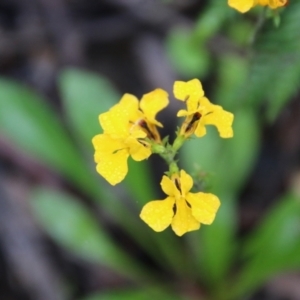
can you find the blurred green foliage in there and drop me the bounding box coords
[1,1,300,300]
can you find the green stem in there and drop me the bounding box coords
[249,7,267,45]
[173,135,186,152]
[149,134,187,175]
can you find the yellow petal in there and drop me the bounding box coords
[203,107,234,138]
[140,197,175,232]
[177,109,190,117]
[100,94,139,138]
[174,79,204,113]
[127,136,151,161]
[228,0,254,12]
[140,89,169,127]
[257,0,268,5]
[160,175,177,197]
[99,106,127,138]
[173,79,204,101]
[129,125,147,139]
[198,97,215,115]
[161,174,183,200]
[194,121,207,138]
[171,197,200,236]
[179,170,193,195]
[186,192,220,225]
[92,134,129,185]
[266,0,287,8]
[118,93,141,121]
[92,134,124,154]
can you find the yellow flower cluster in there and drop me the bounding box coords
[174,79,233,138]
[92,89,168,185]
[140,170,220,236]
[228,0,287,13]
[92,79,234,236]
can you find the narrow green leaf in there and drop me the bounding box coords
[231,193,300,298]
[190,193,237,287]
[180,128,221,177]
[59,68,120,146]
[180,133,238,285]
[181,111,257,287]
[243,193,300,258]
[31,187,149,281]
[246,1,300,121]
[214,55,249,111]
[124,159,156,206]
[165,28,211,77]
[0,78,94,192]
[215,108,260,194]
[193,0,230,42]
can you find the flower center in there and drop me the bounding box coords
[175,178,182,193]
[130,118,161,142]
[185,112,201,133]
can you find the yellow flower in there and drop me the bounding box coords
[92,89,169,185]
[228,0,287,13]
[140,170,220,236]
[174,79,234,139]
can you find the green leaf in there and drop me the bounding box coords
[181,133,239,286]
[166,0,230,78]
[180,128,221,177]
[246,1,300,121]
[214,55,249,111]
[123,159,156,206]
[231,193,300,298]
[243,193,300,257]
[59,68,120,146]
[181,110,258,287]
[0,78,93,192]
[31,187,149,281]
[190,193,237,288]
[215,108,260,194]
[165,28,211,77]
[193,0,230,42]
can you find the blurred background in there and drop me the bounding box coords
[1,0,300,299]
